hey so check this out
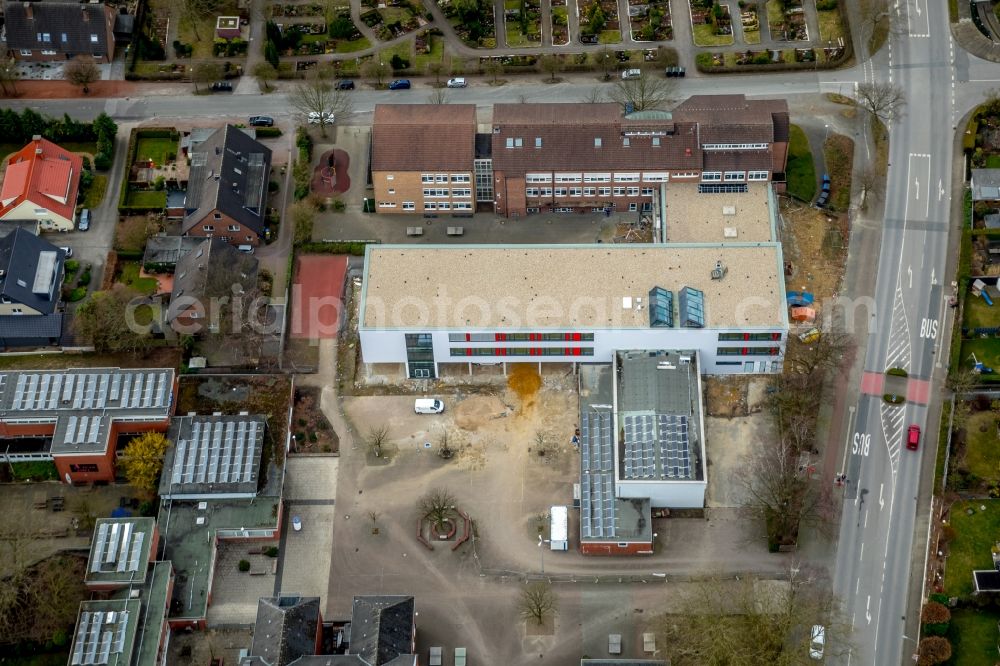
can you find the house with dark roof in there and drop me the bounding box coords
[972,169,1000,202]
[2,0,118,63]
[247,596,324,666]
[370,104,477,215]
[181,125,272,248]
[0,135,82,231]
[346,596,416,665]
[166,238,258,334]
[0,227,64,348]
[369,96,789,218]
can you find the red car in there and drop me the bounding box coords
[907,425,921,451]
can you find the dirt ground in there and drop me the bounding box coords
[703,376,751,417]
[167,626,253,665]
[291,386,338,453]
[780,198,849,306]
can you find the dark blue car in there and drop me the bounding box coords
[388,79,411,90]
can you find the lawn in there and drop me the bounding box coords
[135,137,177,165]
[126,189,167,208]
[786,124,817,202]
[413,33,445,69]
[4,651,69,665]
[962,411,1000,482]
[334,36,372,53]
[986,154,1000,168]
[950,608,1000,666]
[80,174,108,209]
[943,499,1000,597]
[692,23,734,46]
[816,9,843,43]
[744,28,760,44]
[766,0,783,25]
[964,290,1000,330]
[62,141,100,156]
[960,338,1000,378]
[117,261,160,296]
[599,29,622,43]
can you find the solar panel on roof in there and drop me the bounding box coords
[128,533,144,572]
[91,523,109,572]
[85,612,101,664]
[113,612,128,652]
[98,631,112,665]
[105,524,119,563]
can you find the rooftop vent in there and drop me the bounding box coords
[711,260,728,280]
[723,206,736,215]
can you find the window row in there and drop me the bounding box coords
[718,332,783,342]
[424,202,472,211]
[451,347,595,357]
[420,174,471,183]
[524,173,672,184]
[717,347,782,356]
[422,188,472,198]
[448,332,595,342]
[702,143,770,150]
[526,186,652,198]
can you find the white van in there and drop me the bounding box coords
[237,245,255,254]
[414,398,445,414]
[621,68,642,79]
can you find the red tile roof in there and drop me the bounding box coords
[371,104,476,171]
[0,137,82,224]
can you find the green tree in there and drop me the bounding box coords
[264,39,281,69]
[119,432,171,495]
[290,200,317,245]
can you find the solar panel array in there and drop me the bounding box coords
[6,370,172,413]
[169,418,262,487]
[89,521,146,576]
[63,415,105,446]
[580,411,617,539]
[70,610,130,666]
[658,414,692,479]
[623,415,657,479]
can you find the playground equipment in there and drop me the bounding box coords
[972,279,994,306]
[791,307,816,323]
[970,353,995,375]
[786,291,816,307]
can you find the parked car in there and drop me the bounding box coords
[237,244,255,254]
[336,79,355,90]
[78,208,90,231]
[248,116,274,127]
[907,425,921,451]
[414,398,445,414]
[388,79,411,90]
[621,68,642,79]
[292,515,302,531]
[211,81,232,92]
[447,77,467,88]
[580,34,599,44]
[809,625,825,660]
[308,111,335,124]
[815,191,829,208]
[822,173,831,192]
[59,246,73,258]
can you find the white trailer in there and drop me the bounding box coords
[550,505,569,551]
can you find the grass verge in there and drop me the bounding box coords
[949,607,1000,665]
[823,134,854,211]
[80,174,108,210]
[786,124,817,202]
[692,24,735,46]
[943,499,1000,597]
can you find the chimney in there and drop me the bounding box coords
[22,2,32,20]
[684,147,692,157]
[81,5,90,22]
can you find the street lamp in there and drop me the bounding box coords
[538,534,550,574]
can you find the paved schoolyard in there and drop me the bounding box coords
[290,255,348,340]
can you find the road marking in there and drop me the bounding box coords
[864,508,869,528]
[879,483,885,510]
[931,267,936,285]
[840,405,856,477]
[907,265,912,288]
[938,179,944,201]
[856,578,860,594]
[866,595,872,624]
[913,177,920,200]
[925,158,932,217]
[861,542,865,560]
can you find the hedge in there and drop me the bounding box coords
[254,127,283,138]
[298,240,378,255]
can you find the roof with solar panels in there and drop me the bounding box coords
[84,518,156,586]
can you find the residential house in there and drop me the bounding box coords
[182,125,272,248]
[343,596,416,666]
[2,0,118,63]
[370,104,477,215]
[141,235,205,273]
[0,368,177,483]
[166,238,258,334]
[369,96,789,218]
[0,135,82,232]
[0,227,65,348]
[244,596,324,666]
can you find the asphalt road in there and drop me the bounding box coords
[7,17,999,661]
[831,1,958,665]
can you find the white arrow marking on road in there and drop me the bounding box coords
[866,595,872,624]
[915,0,922,16]
[879,483,885,510]
[939,179,945,201]
[907,266,912,288]
[931,268,936,286]
[914,178,920,200]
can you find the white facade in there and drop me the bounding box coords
[0,199,74,232]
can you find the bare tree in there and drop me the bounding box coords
[856,165,884,210]
[482,59,504,85]
[609,70,675,111]
[180,0,223,40]
[418,489,456,529]
[449,57,467,76]
[534,430,549,457]
[64,56,100,94]
[739,437,825,546]
[517,582,557,625]
[368,510,381,534]
[426,88,449,104]
[438,430,456,459]
[858,0,892,56]
[592,45,614,79]
[191,61,223,93]
[361,59,390,88]
[656,568,852,664]
[538,54,562,82]
[367,425,389,457]
[288,69,353,138]
[855,81,906,124]
[580,86,605,104]
[426,61,446,86]
[290,200,317,245]
[251,62,278,92]
[783,326,854,376]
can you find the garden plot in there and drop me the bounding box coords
[271,2,369,55]
[505,0,543,47]
[740,2,760,44]
[437,0,497,47]
[360,0,426,41]
[766,0,808,41]
[629,0,673,41]
[690,0,734,47]
[580,0,623,43]
[552,0,571,45]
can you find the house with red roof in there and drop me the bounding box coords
[0,135,82,232]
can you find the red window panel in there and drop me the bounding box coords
[573,332,581,341]
[744,333,750,341]
[573,347,582,356]
[564,333,571,341]
[770,347,779,355]
[772,332,781,341]
[466,348,472,356]
[465,333,471,342]
[742,347,748,355]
